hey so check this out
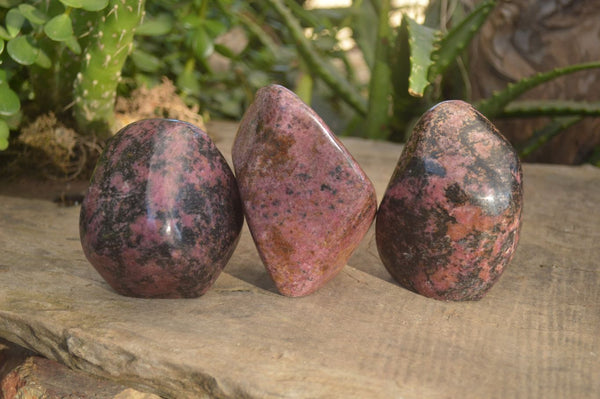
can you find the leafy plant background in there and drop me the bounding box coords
[1,0,599,176]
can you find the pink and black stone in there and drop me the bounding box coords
[233,85,377,297]
[79,119,243,298]
[376,101,523,301]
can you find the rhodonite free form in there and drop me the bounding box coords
[80,119,243,298]
[233,84,377,297]
[376,100,523,301]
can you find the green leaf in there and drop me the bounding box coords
[0,83,20,116]
[0,0,20,8]
[295,68,313,105]
[18,4,48,25]
[81,0,109,11]
[428,0,496,80]
[0,70,6,84]
[0,39,4,54]
[476,61,600,118]
[405,15,437,97]
[202,20,227,37]
[181,15,203,29]
[59,0,83,8]
[65,35,82,54]
[44,14,74,42]
[518,116,581,158]
[285,0,328,30]
[35,48,52,68]
[192,27,214,60]
[390,12,426,141]
[0,119,8,139]
[236,12,279,59]
[0,137,8,150]
[265,0,367,116]
[391,14,411,98]
[0,26,11,41]
[135,14,173,36]
[131,49,161,72]
[6,8,25,38]
[501,100,600,117]
[214,43,237,59]
[366,0,392,139]
[6,35,38,65]
[3,109,20,129]
[61,0,108,11]
[177,69,200,96]
[351,0,378,70]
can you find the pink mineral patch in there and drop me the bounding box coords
[233,84,377,297]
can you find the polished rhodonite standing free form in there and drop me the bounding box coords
[79,119,244,298]
[233,84,377,297]
[376,101,523,301]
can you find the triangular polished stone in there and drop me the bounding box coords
[233,85,377,297]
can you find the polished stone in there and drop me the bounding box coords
[376,100,523,301]
[80,119,243,298]
[232,85,377,297]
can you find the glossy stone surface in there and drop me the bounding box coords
[376,100,523,301]
[232,85,377,297]
[80,119,243,298]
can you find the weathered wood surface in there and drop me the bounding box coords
[0,121,599,398]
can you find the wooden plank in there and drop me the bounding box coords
[0,121,598,398]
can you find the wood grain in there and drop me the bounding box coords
[0,121,598,398]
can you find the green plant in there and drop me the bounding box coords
[0,0,305,153]
[0,0,145,150]
[72,0,146,134]
[3,0,599,161]
[264,0,600,151]
[128,0,300,120]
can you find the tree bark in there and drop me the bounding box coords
[469,0,600,164]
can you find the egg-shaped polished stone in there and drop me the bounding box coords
[80,118,244,298]
[376,100,523,301]
[233,85,377,297]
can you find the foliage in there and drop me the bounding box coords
[0,0,308,152]
[1,0,599,163]
[0,0,145,150]
[129,0,370,125]
[264,0,600,152]
[127,0,301,120]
